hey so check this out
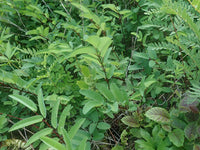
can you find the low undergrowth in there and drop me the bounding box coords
[0,0,200,149]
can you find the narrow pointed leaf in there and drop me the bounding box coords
[25,128,53,146]
[58,105,72,134]
[83,100,103,114]
[145,107,170,123]
[9,94,37,112]
[40,136,65,150]
[9,115,43,132]
[38,87,46,118]
[77,137,88,150]
[62,128,72,150]
[69,118,85,139]
[51,99,60,128]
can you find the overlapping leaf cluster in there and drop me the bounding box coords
[0,0,200,149]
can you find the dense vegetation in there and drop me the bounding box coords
[0,0,200,149]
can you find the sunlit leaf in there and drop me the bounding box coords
[51,99,60,128]
[25,128,53,146]
[38,87,46,118]
[40,136,65,150]
[58,105,72,134]
[9,115,43,132]
[9,94,37,112]
[145,107,170,123]
[68,118,85,139]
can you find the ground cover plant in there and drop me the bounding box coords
[0,0,200,149]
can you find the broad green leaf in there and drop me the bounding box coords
[69,118,85,139]
[9,94,37,112]
[9,115,43,132]
[81,55,100,65]
[168,129,184,147]
[85,35,112,57]
[40,136,65,150]
[103,47,112,64]
[80,90,104,102]
[83,100,103,114]
[121,116,140,127]
[80,65,90,77]
[38,87,46,118]
[62,128,72,150]
[71,3,90,13]
[145,107,170,123]
[110,83,125,102]
[98,37,112,57]
[58,105,72,134]
[68,46,96,58]
[25,128,53,146]
[97,122,111,130]
[85,35,99,49]
[51,99,60,128]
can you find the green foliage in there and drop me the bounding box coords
[0,0,200,149]
[9,116,43,132]
[145,107,170,124]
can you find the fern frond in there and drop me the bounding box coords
[166,36,200,70]
[144,8,161,15]
[161,0,200,41]
[188,0,200,13]
[148,42,178,52]
[188,82,200,98]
